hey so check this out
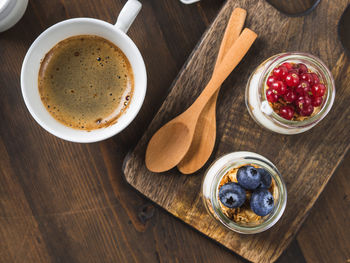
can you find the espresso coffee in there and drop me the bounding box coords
[38,35,134,130]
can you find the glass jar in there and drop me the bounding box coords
[245,52,335,134]
[202,151,287,234]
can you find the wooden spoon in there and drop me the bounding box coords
[177,8,247,174]
[145,28,257,173]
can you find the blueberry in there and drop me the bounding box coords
[257,168,272,189]
[250,189,274,216]
[237,165,261,190]
[219,182,246,208]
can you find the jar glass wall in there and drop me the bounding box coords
[202,151,287,234]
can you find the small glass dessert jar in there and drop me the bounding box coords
[202,151,287,234]
[245,52,335,134]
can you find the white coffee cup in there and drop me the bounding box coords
[0,0,28,32]
[21,0,146,143]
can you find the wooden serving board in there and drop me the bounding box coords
[123,0,350,262]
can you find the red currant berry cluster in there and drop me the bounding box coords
[266,62,326,120]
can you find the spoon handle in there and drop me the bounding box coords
[190,28,257,115]
[177,8,247,174]
[214,8,246,72]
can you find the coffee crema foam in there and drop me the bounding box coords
[38,35,134,130]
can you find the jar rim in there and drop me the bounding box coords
[259,52,335,128]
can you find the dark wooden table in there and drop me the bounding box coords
[1,0,349,262]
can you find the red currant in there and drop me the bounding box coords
[279,106,294,120]
[311,96,323,107]
[288,69,298,75]
[271,81,282,90]
[311,83,326,97]
[311,73,320,85]
[295,95,312,112]
[273,66,288,80]
[295,80,311,95]
[266,62,326,120]
[283,89,297,103]
[271,81,287,95]
[266,89,279,103]
[300,104,314,116]
[267,76,277,88]
[285,73,300,87]
[280,82,287,95]
[300,73,313,84]
[281,62,293,71]
[304,95,312,106]
[303,95,312,106]
[297,63,308,74]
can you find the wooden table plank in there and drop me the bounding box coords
[297,150,350,263]
[0,0,349,262]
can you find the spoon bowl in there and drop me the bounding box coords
[145,122,191,172]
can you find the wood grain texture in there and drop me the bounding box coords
[297,150,350,263]
[0,0,349,262]
[124,0,350,262]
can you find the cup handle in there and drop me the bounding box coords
[115,0,142,33]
